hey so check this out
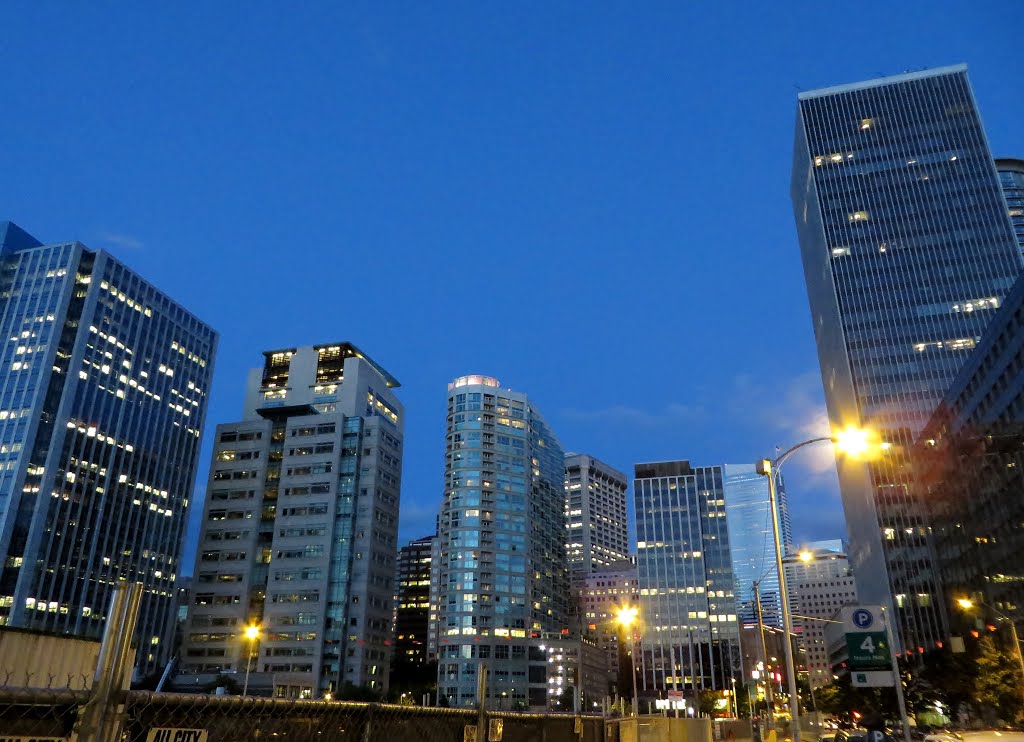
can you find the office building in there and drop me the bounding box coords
[634,461,740,696]
[783,540,857,688]
[577,559,637,698]
[722,463,792,629]
[915,269,1024,635]
[565,454,630,572]
[436,375,568,708]
[528,634,606,712]
[998,158,1024,255]
[393,535,435,668]
[0,221,217,678]
[790,65,1023,651]
[180,343,403,699]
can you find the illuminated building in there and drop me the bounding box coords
[393,535,435,667]
[436,375,568,708]
[577,559,637,697]
[782,541,857,688]
[0,221,217,678]
[564,454,629,572]
[633,460,741,695]
[180,343,403,699]
[997,158,1024,255]
[791,65,1022,651]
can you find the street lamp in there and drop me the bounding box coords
[616,605,640,717]
[242,623,260,696]
[957,597,1024,702]
[756,426,877,742]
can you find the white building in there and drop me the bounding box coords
[180,343,403,699]
[565,454,630,572]
[783,540,857,688]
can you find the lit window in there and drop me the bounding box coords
[831,246,851,258]
[848,211,869,222]
[860,118,874,130]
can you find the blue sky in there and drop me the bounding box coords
[1,3,1020,573]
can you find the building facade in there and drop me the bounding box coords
[722,464,792,629]
[0,221,217,678]
[393,535,435,668]
[565,454,629,573]
[436,376,568,708]
[634,461,740,697]
[790,65,1023,651]
[576,559,637,698]
[180,343,403,699]
[997,158,1024,255]
[915,269,1024,636]
[783,540,857,688]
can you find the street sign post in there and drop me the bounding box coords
[839,606,894,684]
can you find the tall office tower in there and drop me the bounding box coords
[0,222,216,678]
[997,158,1024,254]
[577,559,637,697]
[565,454,629,572]
[393,535,435,668]
[722,464,792,629]
[791,65,1023,651]
[783,540,857,688]
[634,461,741,695]
[181,343,403,699]
[436,375,568,708]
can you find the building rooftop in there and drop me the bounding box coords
[798,63,967,101]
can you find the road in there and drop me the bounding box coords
[962,733,1024,742]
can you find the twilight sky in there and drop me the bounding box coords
[1,3,1021,574]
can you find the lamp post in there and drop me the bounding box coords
[616,605,640,717]
[757,427,875,742]
[957,597,1024,703]
[242,623,260,696]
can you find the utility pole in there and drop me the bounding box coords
[754,580,775,730]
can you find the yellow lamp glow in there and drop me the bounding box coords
[833,427,873,457]
[616,605,639,628]
[798,551,813,563]
[957,598,974,610]
[244,624,261,640]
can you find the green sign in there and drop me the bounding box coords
[846,631,891,669]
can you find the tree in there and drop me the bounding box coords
[972,635,1023,724]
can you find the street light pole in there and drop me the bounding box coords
[616,605,641,717]
[958,598,1024,705]
[753,579,775,731]
[242,623,260,696]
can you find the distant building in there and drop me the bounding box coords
[0,221,217,679]
[791,65,1023,651]
[436,376,568,708]
[997,158,1024,255]
[393,535,435,668]
[527,634,606,712]
[916,269,1024,637]
[722,464,792,629]
[634,461,740,697]
[783,540,857,688]
[565,454,630,572]
[576,559,637,698]
[180,343,403,699]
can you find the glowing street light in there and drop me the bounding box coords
[798,551,814,563]
[242,623,261,696]
[615,605,640,716]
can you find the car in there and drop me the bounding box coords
[924,732,963,742]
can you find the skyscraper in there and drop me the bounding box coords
[180,343,403,699]
[791,65,1023,651]
[436,375,568,708]
[634,461,740,695]
[783,540,857,688]
[0,221,217,677]
[564,453,629,573]
[393,535,435,668]
[722,463,792,629]
[997,158,1024,254]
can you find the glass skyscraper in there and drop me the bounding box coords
[722,464,792,629]
[791,65,1023,651]
[634,461,740,696]
[997,158,1024,255]
[436,376,568,708]
[0,221,217,677]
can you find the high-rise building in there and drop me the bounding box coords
[915,269,1024,635]
[783,540,857,688]
[180,343,403,699]
[0,221,217,678]
[564,454,629,573]
[790,65,1023,651]
[577,559,637,697]
[393,535,435,668]
[634,461,741,695]
[722,463,792,629]
[997,158,1024,254]
[436,375,568,708]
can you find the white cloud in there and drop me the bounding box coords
[96,231,144,251]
